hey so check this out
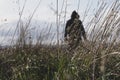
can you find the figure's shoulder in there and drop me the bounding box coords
[78,20,82,24]
[66,19,73,25]
[79,20,82,23]
[67,19,72,23]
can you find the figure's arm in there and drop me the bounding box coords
[80,21,87,40]
[64,21,69,38]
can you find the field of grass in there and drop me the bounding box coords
[0,42,120,80]
[0,0,120,80]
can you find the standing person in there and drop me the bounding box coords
[64,10,87,50]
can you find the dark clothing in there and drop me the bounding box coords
[64,18,86,50]
[64,11,86,50]
[64,19,86,41]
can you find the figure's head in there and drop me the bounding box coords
[71,10,79,19]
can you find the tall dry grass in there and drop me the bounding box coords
[0,0,120,80]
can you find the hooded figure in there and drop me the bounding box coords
[64,11,86,50]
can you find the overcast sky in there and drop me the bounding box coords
[0,0,115,23]
[0,0,117,45]
[0,0,110,24]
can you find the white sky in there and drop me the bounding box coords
[0,0,101,24]
[0,0,114,24]
[0,0,117,45]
